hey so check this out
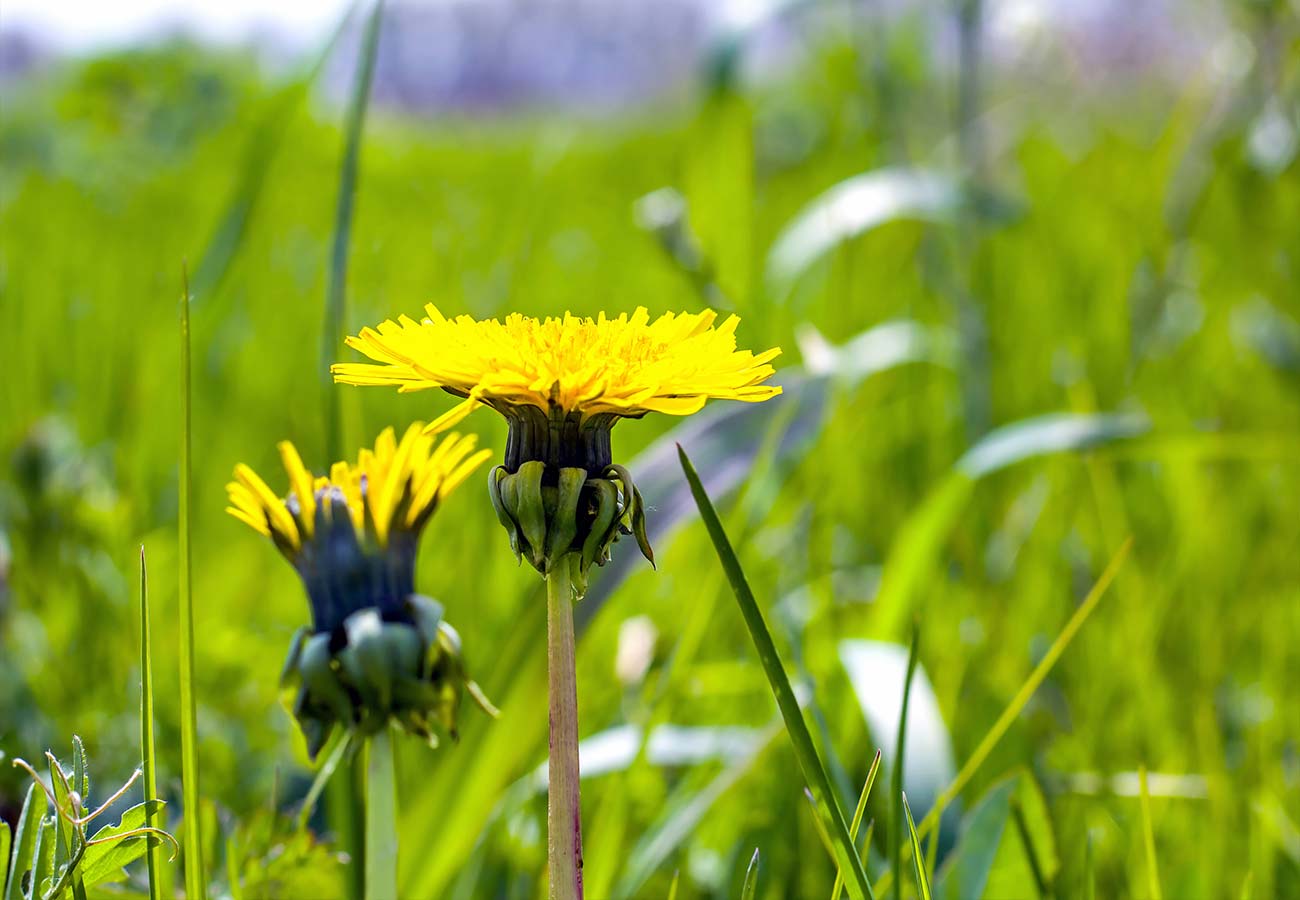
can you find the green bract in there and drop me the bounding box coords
[487,460,653,595]
[279,594,495,760]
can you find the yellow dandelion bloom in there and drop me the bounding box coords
[226,424,490,554]
[331,305,782,436]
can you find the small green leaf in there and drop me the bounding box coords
[80,801,169,889]
[740,848,760,900]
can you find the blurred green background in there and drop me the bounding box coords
[2,1,1299,897]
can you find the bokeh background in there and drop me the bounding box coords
[2,0,1299,897]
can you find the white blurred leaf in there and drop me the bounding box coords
[767,168,962,289]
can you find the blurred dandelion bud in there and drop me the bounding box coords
[225,424,496,759]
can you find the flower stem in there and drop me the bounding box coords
[546,557,584,900]
[365,729,398,900]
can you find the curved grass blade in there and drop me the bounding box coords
[902,793,931,900]
[890,627,920,900]
[191,5,357,301]
[140,548,162,900]
[678,445,873,900]
[322,0,385,462]
[178,272,207,900]
[741,848,760,900]
[873,540,1131,897]
[321,7,385,895]
[870,412,1148,640]
[0,822,9,897]
[832,750,881,900]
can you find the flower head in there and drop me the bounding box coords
[226,425,494,756]
[332,307,782,590]
[227,424,489,631]
[331,305,782,435]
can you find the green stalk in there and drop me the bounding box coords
[546,558,584,900]
[364,730,398,900]
[178,276,207,900]
[139,548,162,900]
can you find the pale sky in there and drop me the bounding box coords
[0,0,353,52]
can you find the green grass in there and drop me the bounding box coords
[2,13,1299,899]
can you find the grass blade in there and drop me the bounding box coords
[365,730,398,900]
[139,548,162,900]
[741,848,760,900]
[678,444,873,900]
[178,272,207,900]
[321,7,384,894]
[1140,765,1162,900]
[833,750,882,899]
[873,539,1131,897]
[891,625,920,900]
[296,732,354,833]
[0,822,9,896]
[322,0,384,462]
[902,793,931,900]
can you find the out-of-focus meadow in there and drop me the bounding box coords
[2,1,1299,897]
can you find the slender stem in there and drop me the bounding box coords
[364,730,398,900]
[546,559,584,900]
[178,273,207,900]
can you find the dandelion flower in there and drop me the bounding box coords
[332,307,781,900]
[332,305,782,584]
[226,424,494,757]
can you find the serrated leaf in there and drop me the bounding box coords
[73,738,88,802]
[79,801,168,889]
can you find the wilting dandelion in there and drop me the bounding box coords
[334,306,780,900]
[225,424,495,759]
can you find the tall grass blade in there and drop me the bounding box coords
[902,793,931,900]
[740,848,760,900]
[1083,836,1094,900]
[874,539,1131,897]
[833,750,882,900]
[178,272,207,900]
[191,5,356,300]
[139,548,162,900]
[1139,766,1162,900]
[296,732,354,832]
[321,7,384,895]
[666,871,679,900]
[678,444,873,900]
[891,626,920,900]
[322,0,384,462]
[0,822,9,896]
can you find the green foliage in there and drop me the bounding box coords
[2,8,1299,898]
